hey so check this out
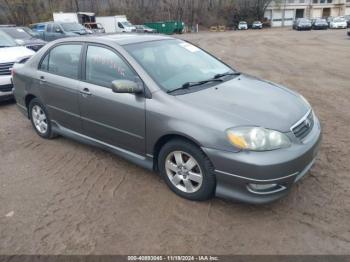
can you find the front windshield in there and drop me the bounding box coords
[0,30,17,47]
[316,19,326,23]
[334,18,345,22]
[121,21,132,27]
[61,23,85,31]
[0,27,31,40]
[124,39,233,92]
[22,27,39,37]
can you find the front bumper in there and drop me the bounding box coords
[203,116,322,204]
[313,25,328,29]
[332,25,347,29]
[0,75,14,102]
[297,26,312,30]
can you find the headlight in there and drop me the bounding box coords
[226,127,291,151]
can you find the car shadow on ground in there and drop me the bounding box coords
[0,99,15,107]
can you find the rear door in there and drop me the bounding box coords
[37,43,83,132]
[78,44,146,155]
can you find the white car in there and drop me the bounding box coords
[238,21,248,30]
[330,17,347,29]
[0,30,34,101]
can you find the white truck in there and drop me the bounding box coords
[96,16,136,33]
[53,12,95,24]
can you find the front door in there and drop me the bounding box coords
[37,43,83,132]
[78,44,146,155]
[49,24,65,41]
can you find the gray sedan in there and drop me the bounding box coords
[12,34,322,204]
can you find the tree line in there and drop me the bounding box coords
[0,0,273,27]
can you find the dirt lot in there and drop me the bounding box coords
[1,28,350,255]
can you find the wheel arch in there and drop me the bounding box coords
[152,133,203,171]
[25,94,37,118]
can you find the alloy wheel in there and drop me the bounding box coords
[165,151,203,193]
[31,105,48,134]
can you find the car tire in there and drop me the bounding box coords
[29,98,55,139]
[158,139,216,201]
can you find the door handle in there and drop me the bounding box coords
[80,88,92,96]
[39,76,46,83]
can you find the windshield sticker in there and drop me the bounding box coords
[179,43,199,53]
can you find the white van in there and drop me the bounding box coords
[96,16,136,33]
[0,31,35,101]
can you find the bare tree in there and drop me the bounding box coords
[0,0,274,27]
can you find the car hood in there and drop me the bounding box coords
[0,46,35,63]
[176,74,309,132]
[333,21,346,25]
[18,38,47,45]
[70,30,88,35]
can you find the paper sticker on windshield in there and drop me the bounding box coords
[179,43,199,53]
[16,28,25,32]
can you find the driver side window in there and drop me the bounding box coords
[53,24,62,33]
[118,22,124,29]
[85,45,137,88]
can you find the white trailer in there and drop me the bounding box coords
[96,16,136,33]
[53,12,95,24]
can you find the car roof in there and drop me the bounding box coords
[58,33,174,46]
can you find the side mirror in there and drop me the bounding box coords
[55,28,63,33]
[111,80,143,94]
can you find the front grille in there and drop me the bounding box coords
[27,44,44,52]
[0,62,14,76]
[0,84,13,92]
[292,111,314,140]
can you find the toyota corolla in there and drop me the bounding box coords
[12,34,322,204]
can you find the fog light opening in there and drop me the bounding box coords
[247,183,286,195]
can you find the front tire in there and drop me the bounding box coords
[29,98,55,139]
[158,139,216,201]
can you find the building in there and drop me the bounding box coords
[265,0,350,27]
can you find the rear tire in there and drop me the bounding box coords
[158,139,216,201]
[29,98,55,139]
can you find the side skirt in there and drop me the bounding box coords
[51,121,154,171]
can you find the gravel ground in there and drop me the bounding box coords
[0,28,350,255]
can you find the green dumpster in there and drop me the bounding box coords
[144,20,185,35]
[174,21,185,34]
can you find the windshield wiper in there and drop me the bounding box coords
[167,78,223,94]
[214,71,241,79]
[0,45,12,48]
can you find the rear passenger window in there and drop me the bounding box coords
[85,45,136,88]
[39,44,82,79]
